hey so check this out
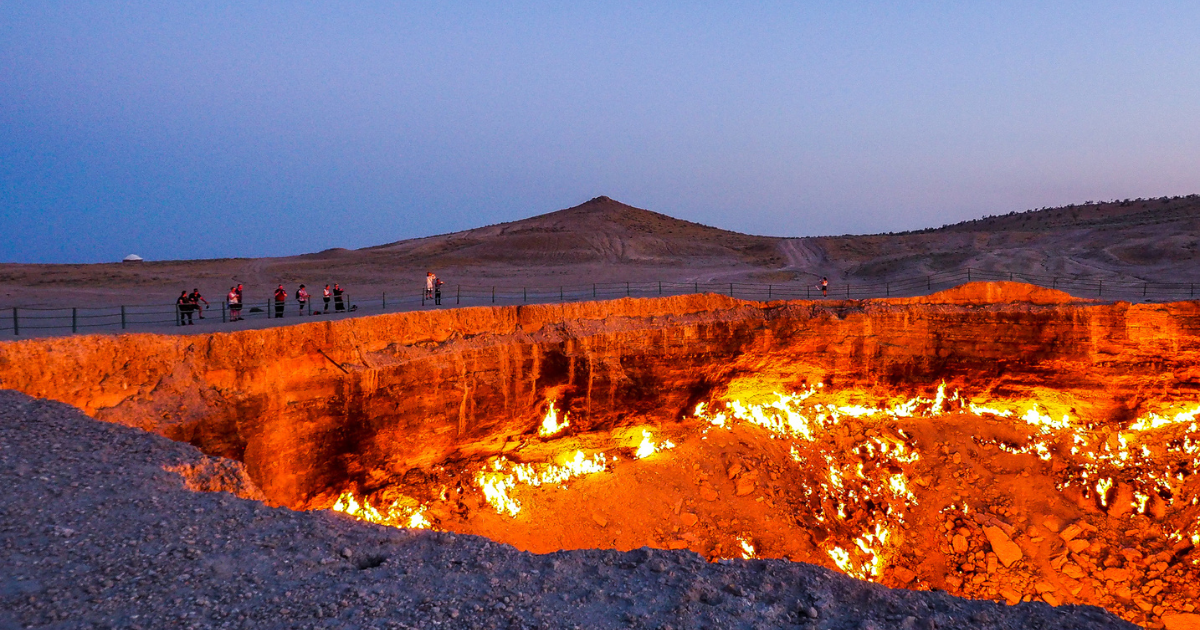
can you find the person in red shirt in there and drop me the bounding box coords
[273,285,287,318]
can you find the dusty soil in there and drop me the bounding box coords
[1,195,1197,309]
[0,391,1136,630]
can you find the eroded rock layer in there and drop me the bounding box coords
[1,283,1196,505]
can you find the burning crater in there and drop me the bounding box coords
[2,282,1199,627]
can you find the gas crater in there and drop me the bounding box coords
[2,281,1199,627]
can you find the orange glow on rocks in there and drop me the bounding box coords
[2,282,1199,627]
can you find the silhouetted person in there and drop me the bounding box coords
[273,285,287,318]
[820,277,829,297]
[189,289,208,319]
[333,283,345,312]
[434,277,444,305]
[322,285,332,313]
[177,291,194,325]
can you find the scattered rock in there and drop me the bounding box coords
[1163,613,1200,630]
[1060,524,1084,542]
[983,526,1023,568]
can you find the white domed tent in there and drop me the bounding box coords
[122,254,144,263]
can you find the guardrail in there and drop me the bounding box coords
[1,268,1197,337]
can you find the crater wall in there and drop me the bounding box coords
[2,283,1199,508]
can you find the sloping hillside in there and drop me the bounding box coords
[1,194,1198,308]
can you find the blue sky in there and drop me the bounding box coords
[2,2,1198,263]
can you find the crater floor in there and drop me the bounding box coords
[0,392,1135,630]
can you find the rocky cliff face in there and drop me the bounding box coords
[1,282,1198,510]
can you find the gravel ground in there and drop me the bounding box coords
[0,391,1137,630]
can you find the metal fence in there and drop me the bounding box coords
[2,268,1197,337]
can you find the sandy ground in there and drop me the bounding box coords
[0,391,1135,630]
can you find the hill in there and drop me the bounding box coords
[0,194,1198,308]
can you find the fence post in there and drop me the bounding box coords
[886,282,890,297]
[729,283,733,297]
[1098,280,1103,297]
[523,287,527,303]
[1009,272,1013,281]
[846,284,850,298]
[457,286,460,305]
[626,282,630,297]
[658,281,662,295]
[221,302,226,323]
[492,286,495,303]
[560,286,563,302]
[121,305,127,329]
[927,276,931,291]
[694,282,698,293]
[768,284,772,299]
[1143,283,1148,298]
[383,292,387,309]
[967,268,971,282]
[12,308,17,336]
[422,291,425,307]
[1052,278,1057,290]
[1192,283,1195,298]
[806,286,810,299]
[593,284,596,299]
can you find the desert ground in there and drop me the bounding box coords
[1,194,1197,309]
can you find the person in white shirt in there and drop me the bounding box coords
[296,284,310,315]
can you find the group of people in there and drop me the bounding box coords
[266,283,345,318]
[425,272,445,305]
[178,283,347,325]
[175,289,210,325]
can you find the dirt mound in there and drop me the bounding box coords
[0,391,1135,629]
[889,281,1085,305]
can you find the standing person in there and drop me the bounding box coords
[273,284,287,318]
[434,276,444,305]
[227,286,242,322]
[177,291,194,326]
[189,288,209,319]
[425,272,437,300]
[820,277,829,297]
[296,284,310,315]
[322,285,332,313]
[333,283,345,312]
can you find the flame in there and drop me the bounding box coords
[538,401,570,437]
[475,451,613,516]
[738,536,756,559]
[634,430,675,459]
[330,490,433,530]
[1129,404,1200,431]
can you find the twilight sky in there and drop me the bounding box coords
[2,2,1198,263]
